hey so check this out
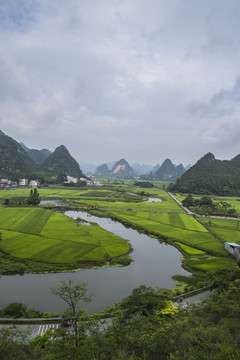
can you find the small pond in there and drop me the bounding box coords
[144,197,163,203]
[40,199,66,206]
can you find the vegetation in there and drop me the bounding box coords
[152,158,185,181]
[1,272,240,359]
[0,207,130,271]
[0,134,37,179]
[0,132,83,181]
[134,181,154,188]
[27,188,40,205]
[52,280,91,347]
[181,194,237,216]
[199,216,240,244]
[42,145,82,177]
[0,183,239,275]
[171,152,240,196]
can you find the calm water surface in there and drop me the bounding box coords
[144,197,163,203]
[40,199,66,206]
[0,211,189,313]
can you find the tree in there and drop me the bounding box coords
[27,188,40,205]
[51,280,92,347]
[199,196,213,206]
[120,285,172,316]
[0,302,27,318]
[182,194,194,207]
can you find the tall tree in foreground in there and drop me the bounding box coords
[52,280,92,347]
[28,188,40,205]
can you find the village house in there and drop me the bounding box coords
[0,179,17,190]
[19,178,28,187]
[65,176,78,184]
[29,180,40,188]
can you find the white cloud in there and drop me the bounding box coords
[1,0,240,165]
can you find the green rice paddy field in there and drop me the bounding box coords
[107,209,238,272]
[112,210,228,255]
[0,207,130,264]
[0,186,239,273]
[199,216,240,244]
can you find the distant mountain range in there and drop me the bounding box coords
[0,129,189,182]
[0,130,83,180]
[170,152,240,196]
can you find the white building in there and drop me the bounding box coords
[225,242,240,262]
[29,180,40,188]
[19,179,28,187]
[66,176,78,184]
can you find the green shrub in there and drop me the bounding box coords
[42,312,52,318]
[0,302,27,318]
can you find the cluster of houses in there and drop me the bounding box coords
[0,178,40,190]
[65,176,102,186]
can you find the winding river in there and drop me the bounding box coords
[0,211,189,314]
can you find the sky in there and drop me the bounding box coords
[1,0,240,167]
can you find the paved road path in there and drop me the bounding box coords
[173,290,213,309]
[0,323,62,340]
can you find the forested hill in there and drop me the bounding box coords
[42,145,82,177]
[95,163,111,177]
[27,148,52,164]
[171,152,240,195]
[153,159,185,181]
[0,134,38,178]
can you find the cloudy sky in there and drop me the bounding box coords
[1,0,240,167]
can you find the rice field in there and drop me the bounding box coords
[112,210,228,255]
[1,185,238,273]
[199,216,240,244]
[0,207,130,264]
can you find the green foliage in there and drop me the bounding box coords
[172,152,240,196]
[52,279,91,347]
[110,255,132,266]
[42,311,52,318]
[134,181,154,188]
[120,285,172,316]
[1,277,240,359]
[199,196,213,206]
[42,144,82,177]
[0,302,39,318]
[0,133,38,178]
[182,194,194,207]
[0,303,27,318]
[27,188,40,205]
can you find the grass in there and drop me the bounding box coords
[0,207,130,265]
[187,256,238,271]
[199,216,240,244]
[175,242,206,255]
[111,210,228,255]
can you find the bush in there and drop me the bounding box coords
[0,302,27,318]
[110,256,132,266]
[42,312,52,318]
